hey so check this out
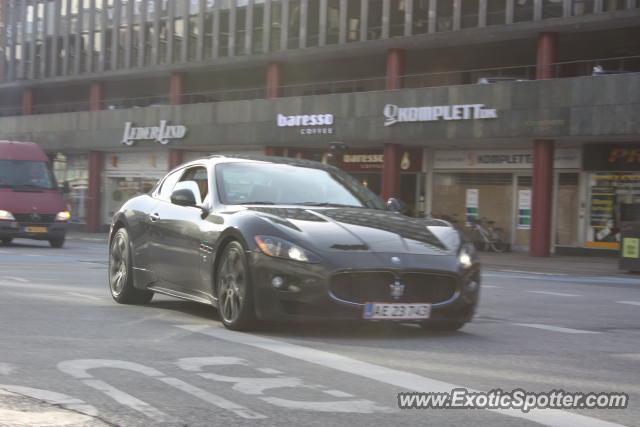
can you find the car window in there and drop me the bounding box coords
[180,166,209,202]
[157,169,184,200]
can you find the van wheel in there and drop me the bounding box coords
[1,238,12,245]
[49,237,65,248]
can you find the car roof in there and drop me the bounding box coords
[181,154,337,172]
[0,141,49,162]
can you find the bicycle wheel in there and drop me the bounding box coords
[488,229,508,253]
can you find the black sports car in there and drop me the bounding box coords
[108,155,480,331]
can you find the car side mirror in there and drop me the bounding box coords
[170,188,198,207]
[386,197,408,214]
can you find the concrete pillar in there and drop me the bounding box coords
[535,32,558,80]
[170,72,185,105]
[530,139,554,257]
[385,48,405,90]
[381,143,401,201]
[22,88,34,115]
[168,149,184,170]
[86,151,103,233]
[89,81,104,111]
[266,62,283,99]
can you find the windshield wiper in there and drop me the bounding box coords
[299,202,363,208]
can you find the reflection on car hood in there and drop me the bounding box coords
[246,207,453,255]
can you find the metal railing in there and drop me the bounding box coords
[1,55,639,118]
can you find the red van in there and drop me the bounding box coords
[0,141,70,247]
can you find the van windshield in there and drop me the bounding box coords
[0,160,57,189]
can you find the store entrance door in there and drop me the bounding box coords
[513,174,532,250]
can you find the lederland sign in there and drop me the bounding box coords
[383,104,498,126]
[121,121,188,146]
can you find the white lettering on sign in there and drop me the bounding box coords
[277,113,334,136]
[383,104,498,126]
[121,121,188,146]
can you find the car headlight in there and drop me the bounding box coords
[459,243,475,269]
[254,235,318,263]
[55,211,71,222]
[0,210,15,221]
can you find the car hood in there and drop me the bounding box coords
[245,207,456,255]
[0,188,65,214]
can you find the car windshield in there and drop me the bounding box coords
[216,162,385,210]
[0,160,57,189]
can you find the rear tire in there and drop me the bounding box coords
[49,237,65,248]
[420,321,465,332]
[216,240,256,331]
[109,228,153,304]
[1,238,12,245]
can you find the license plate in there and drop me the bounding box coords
[363,303,431,320]
[25,226,47,233]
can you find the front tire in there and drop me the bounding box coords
[49,237,65,248]
[216,241,256,331]
[109,228,153,304]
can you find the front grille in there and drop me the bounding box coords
[330,271,457,305]
[13,213,56,225]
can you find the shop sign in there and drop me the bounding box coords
[465,189,479,224]
[340,149,422,173]
[121,121,188,146]
[383,104,497,126]
[276,113,334,135]
[433,149,580,170]
[583,144,640,171]
[517,190,532,230]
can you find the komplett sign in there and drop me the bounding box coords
[383,104,498,126]
[121,121,188,146]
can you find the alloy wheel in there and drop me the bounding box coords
[218,246,247,324]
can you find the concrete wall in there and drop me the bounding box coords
[1,73,639,153]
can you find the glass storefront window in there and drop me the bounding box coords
[587,172,640,246]
[51,153,89,224]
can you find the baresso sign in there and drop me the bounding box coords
[121,120,188,146]
[383,104,497,126]
[583,144,640,171]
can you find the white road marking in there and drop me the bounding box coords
[65,292,102,301]
[0,363,15,375]
[262,396,385,413]
[616,301,640,306]
[257,367,283,375]
[497,269,567,276]
[527,291,581,297]
[481,285,501,289]
[513,323,600,334]
[0,384,98,417]
[0,408,92,426]
[58,359,266,420]
[177,324,621,427]
[323,390,354,398]
[5,276,29,283]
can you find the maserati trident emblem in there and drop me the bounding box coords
[389,280,405,300]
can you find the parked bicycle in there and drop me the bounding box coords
[468,217,509,253]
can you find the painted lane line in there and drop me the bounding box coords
[176,324,621,427]
[481,285,501,289]
[0,384,98,417]
[616,301,640,306]
[257,367,283,375]
[483,272,640,285]
[513,323,600,334]
[4,276,29,283]
[527,291,581,297]
[58,359,266,420]
[323,389,354,398]
[498,269,568,276]
[65,292,102,301]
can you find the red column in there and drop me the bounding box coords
[22,88,34,115]
[86,151,103,233]
[381,144,401,201]
[265,147,279,156]
[168,149,183,169]
[89,81,104,111]
[535,32,558,80]
[170,72,185,105]
[385,48,406,90]
[266,62,283,99]
[530,140,554,257]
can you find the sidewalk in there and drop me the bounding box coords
[67,232,629,278]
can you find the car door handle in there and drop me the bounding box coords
[148,213,160,222]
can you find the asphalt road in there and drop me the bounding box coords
[0,239,639,427]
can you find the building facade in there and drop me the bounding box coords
[1,0,639,256]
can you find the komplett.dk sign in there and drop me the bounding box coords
[383,104,498,126]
